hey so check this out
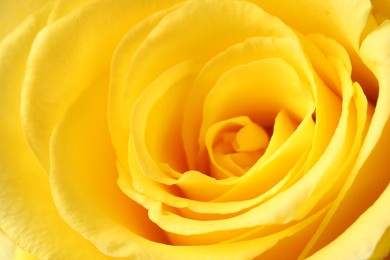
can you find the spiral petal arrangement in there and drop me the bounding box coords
[0,0,389,259]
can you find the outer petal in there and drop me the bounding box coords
[245,0,372,49]
[50,73,169,257]
[14,247,39,260]
[0,231,14,259]
[246,0,379,103]
[303,21,390,259]
[21,0,182,171]
[307,183,390,259]
[0,4,113,259]
[0,0,49,41]
[370,227,390,259]
[49,78,327,258]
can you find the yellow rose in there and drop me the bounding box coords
[0,0,389,259]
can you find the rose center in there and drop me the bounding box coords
[205,116,270,179]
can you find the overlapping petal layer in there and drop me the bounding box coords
[0,2,114,258]
[0,0,388,259]
[105,0,385,257]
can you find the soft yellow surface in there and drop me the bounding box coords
[0,231,14,260]
[0,0,389,259]
[0,0,49,41]
[0,2,113,259]
[14,247,38,260]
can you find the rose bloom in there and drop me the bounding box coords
[0,0,390,259]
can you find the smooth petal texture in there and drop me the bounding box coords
[213,115,314,202]
[0,231,14,260]
[245,0,372,49]
[50,55,328,259]
[371,0,390,23]
[302,20,390,259]
[50,74,171,257]
[360,21,390,151]
[0,0,49,41]
[48,0,99,22]
[14,247,38,260]
[21,0,182,171]
[129,60,204,184]
[370,227,390,259]
[116,0,311,216]
[119,0,294,171]
[200,58,314,136]
[145,33,371,249]
[205,116,270,179]
[0,4,112,259]
[245,0,380,104]
[307,183,390,259]
[108,3,182,185]
[1,0,389,259]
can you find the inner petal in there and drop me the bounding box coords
[197,57,314,172]
[206,116,270,179]
[130,60,203,184]
[175,110,300,202]
[233,118,269,152]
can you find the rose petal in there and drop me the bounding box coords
[146,36,361,236]
[205,116,270,179]
[109,4,182,189]
[48,0,100,23]
[21,0,181,170]
[50,38,333,259]
[246,0,372,49]
[129,60,203,185]
[183,35,315,170]
[167,205,328,249]
[50,74,169,257]
[117,0,295,170]
[0,231,14,259]
[300,20,390,259]
[0,5,111,259]
[371,0,390,24]
[214,115,314,202]
[14,246,39,260]
[370,227,390,259]
[307,183,390,259]
[200,58,314,137]
[0,0,49,41]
